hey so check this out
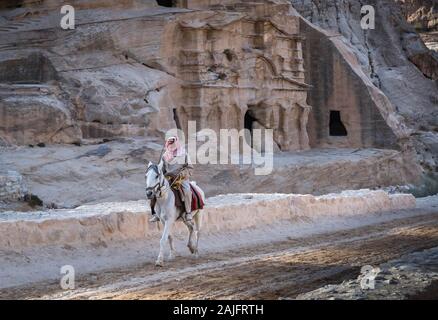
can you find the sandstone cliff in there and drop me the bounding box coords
[290,0,437,181]
[0,0,436,207]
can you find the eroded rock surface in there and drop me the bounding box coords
[0,170,26,201]
[0,1,182,145]
[396,0,438,31]
[290,0,437,184]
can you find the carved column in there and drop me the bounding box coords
[298,103,311,150]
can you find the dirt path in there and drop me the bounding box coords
[2,210,438,300]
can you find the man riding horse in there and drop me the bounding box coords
[149,135,193,222]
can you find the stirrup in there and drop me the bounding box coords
[149,215,159,222]
[185,212,193,221]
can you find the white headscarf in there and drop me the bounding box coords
[162,136,186,162]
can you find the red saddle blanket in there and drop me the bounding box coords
[190,183,205,211]
[171,182,204,211]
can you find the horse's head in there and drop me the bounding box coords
[145,160,165,199]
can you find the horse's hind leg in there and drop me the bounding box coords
[183,219,196,254]
[193,211,202,256]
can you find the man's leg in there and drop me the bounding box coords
[181,180,192,221]
[149,196,159,222]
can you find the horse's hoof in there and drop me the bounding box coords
[187,245,195,254]
[168,254,175,261]
[155,260,164,267]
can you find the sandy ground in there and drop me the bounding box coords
[1,196,437,300]
[297,246,438,300]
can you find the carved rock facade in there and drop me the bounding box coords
[172,8,312,151]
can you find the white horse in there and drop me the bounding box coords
[145,160,204,267]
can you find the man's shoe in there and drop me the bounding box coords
[149,215,159,222]
[185,212,193,221]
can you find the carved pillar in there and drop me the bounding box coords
[298,103,311,150]
[276,105,290,151]
[289,104,301,151]
[235,104,244,131]
[218,106,228,129]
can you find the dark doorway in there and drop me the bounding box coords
[156,0,174,7]
[329,110,348,136]
[244,110,257,147]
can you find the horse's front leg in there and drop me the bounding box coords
[168,234,176,260]
[156,220,173,267]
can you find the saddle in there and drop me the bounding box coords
[168,176,204,212]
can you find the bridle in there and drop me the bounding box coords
[145,164,167,198]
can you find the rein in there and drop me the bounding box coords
[145,181,161,192]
